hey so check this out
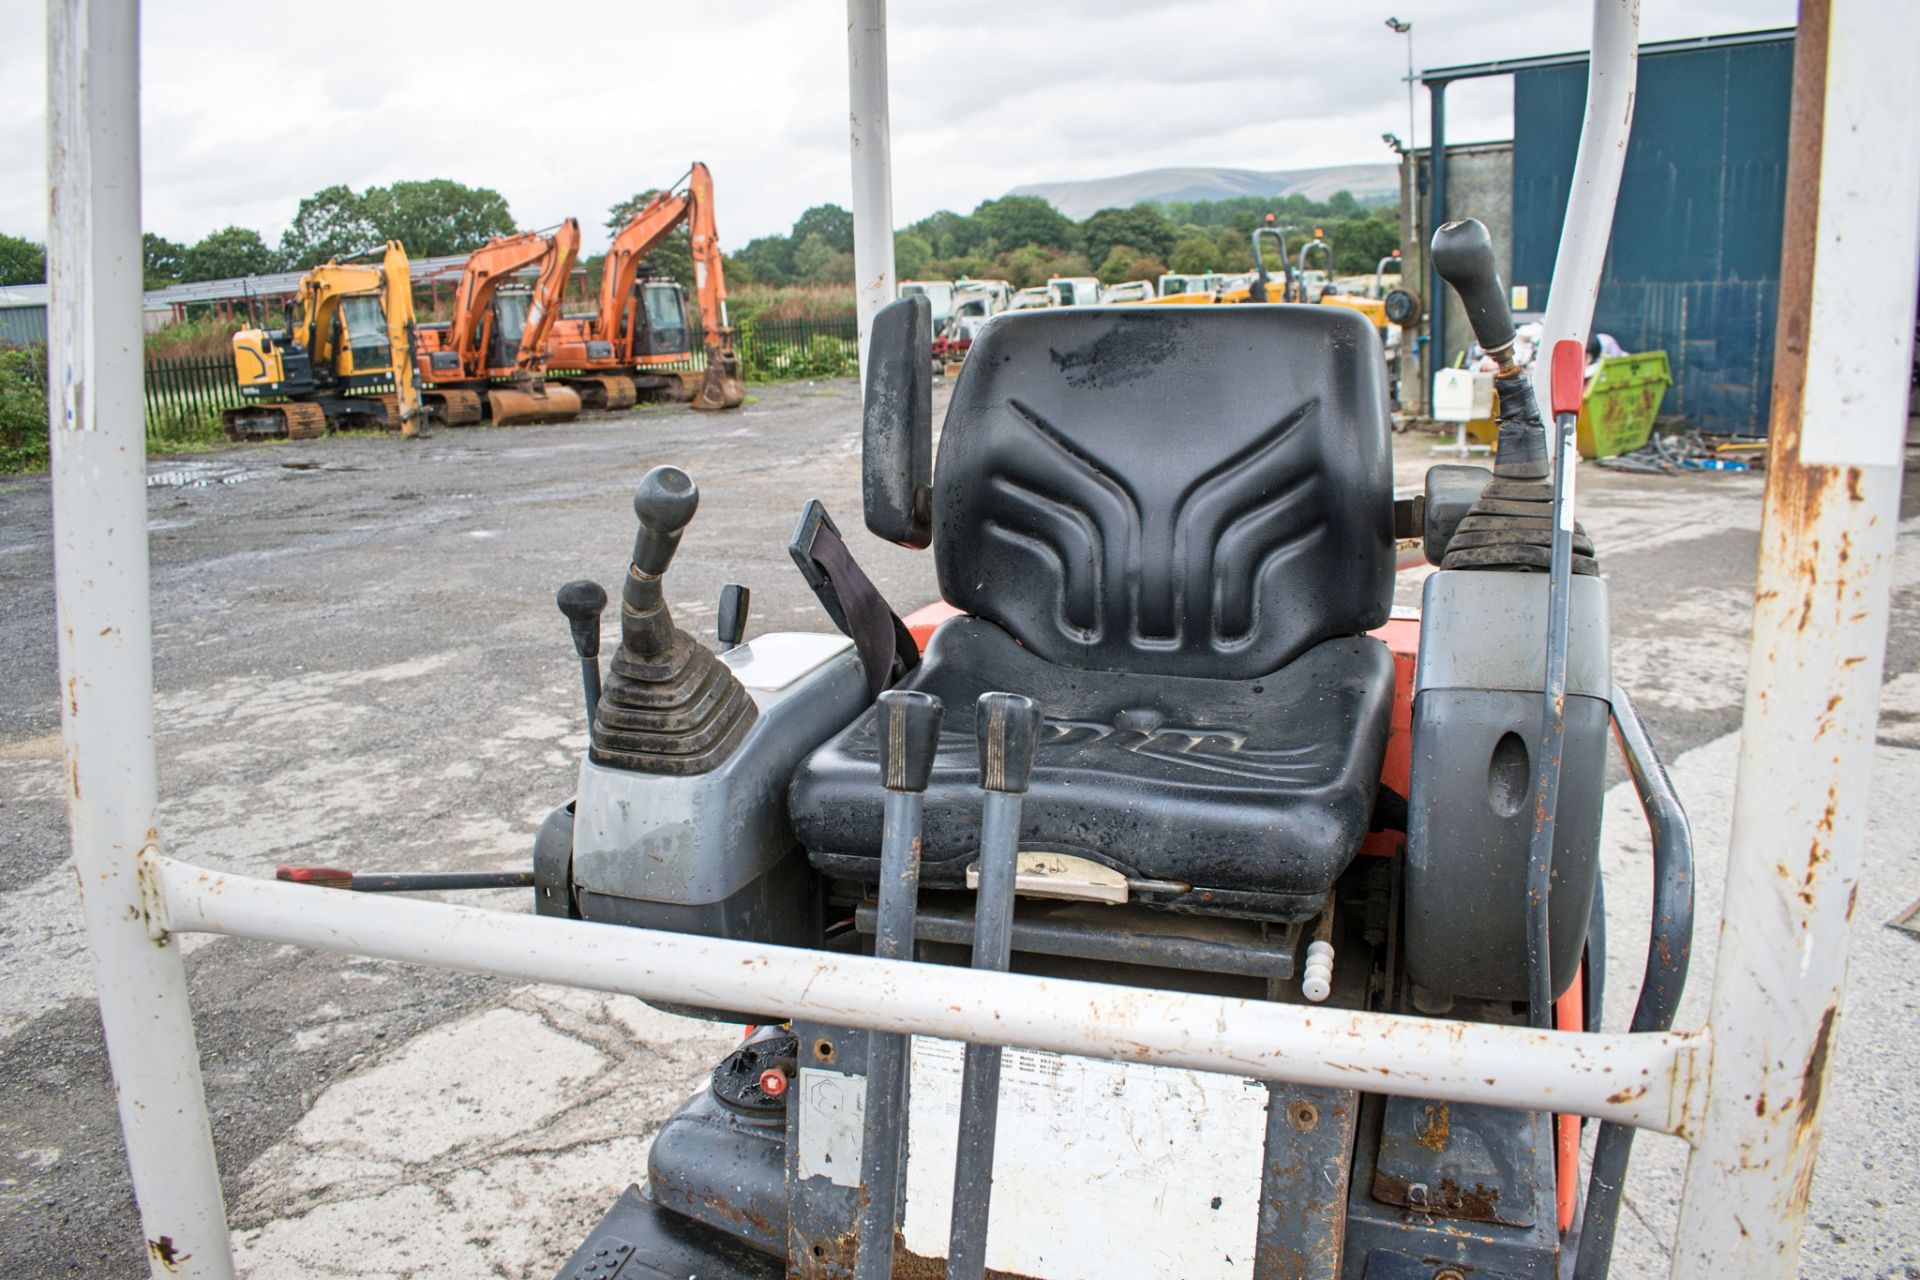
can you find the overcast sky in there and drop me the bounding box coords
[0,1,1795,257]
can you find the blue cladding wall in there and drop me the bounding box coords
[1511,36,1794,434]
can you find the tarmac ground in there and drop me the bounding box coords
[1,378,1915,1278]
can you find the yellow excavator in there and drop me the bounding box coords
[223,241,424,440]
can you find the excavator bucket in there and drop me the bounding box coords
[691,344,746,411]
[487,383,583,426]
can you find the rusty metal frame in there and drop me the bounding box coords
[47,1,1918,1278]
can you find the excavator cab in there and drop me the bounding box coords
[486,288,533,373]
[531,226,1692,1277]
[630,278,690,359]
[335,292,395,377]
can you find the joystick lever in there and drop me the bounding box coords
[621,466,701,660]
[1431,218,1548,480]
[555,579,607,728]
[590,465,758,776]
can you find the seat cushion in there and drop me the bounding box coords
[789,617,1396,922]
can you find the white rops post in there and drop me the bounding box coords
[1670,1,1920,1272]
[45,1,234,1276]
[846,0,896,383]
[47,2,1920,1276]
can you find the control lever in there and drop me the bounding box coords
[946,692,1040,1280]
[1520,339,1589,1031]
[592,465,757,775]
[555,579,607,728]
[717,583,750,648]
[1431,218,1547,479]
[854,690,945,1280]
[622,466,701,659]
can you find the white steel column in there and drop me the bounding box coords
[1532,0,1638,409]
[1670,1,1920,1274]
[846,0,895,385]
[46,3,235,1276]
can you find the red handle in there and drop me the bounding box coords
[276,865,353,888]
[1550,338,1585,416]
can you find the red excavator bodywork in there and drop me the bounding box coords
[414,220,584,425]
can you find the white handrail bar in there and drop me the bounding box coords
[150,852,1700,1135]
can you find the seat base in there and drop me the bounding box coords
[789,617,1396,923]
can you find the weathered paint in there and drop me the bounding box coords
[1669,0,1919,1272]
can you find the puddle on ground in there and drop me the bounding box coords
[146,461,260,488]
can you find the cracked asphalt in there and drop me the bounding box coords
[1,379,1915,1278]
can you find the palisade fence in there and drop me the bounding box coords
[139,315,862,445]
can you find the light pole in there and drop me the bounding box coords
[1386,17,1415,161]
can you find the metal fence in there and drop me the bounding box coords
[139,314,862,445]
[143,355,246,447]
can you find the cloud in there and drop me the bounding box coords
[0,0,1795,254]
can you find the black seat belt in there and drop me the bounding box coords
[789,500,921,696]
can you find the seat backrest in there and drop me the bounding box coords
[933,306,1394,680]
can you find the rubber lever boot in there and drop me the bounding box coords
[1431,218,1547,482]
[854,689,944,1280]
[590,466,757,774]
[555,579,608,728]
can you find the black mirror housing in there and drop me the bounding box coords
[862,294,933,549]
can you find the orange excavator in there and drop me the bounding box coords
[547,163,745,413]
[414,219,584,426]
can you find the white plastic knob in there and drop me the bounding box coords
[1301,940,1336,1004]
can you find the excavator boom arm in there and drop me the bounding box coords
[446,227,565,370]
[517,219,580,371]
[686,162,731,341]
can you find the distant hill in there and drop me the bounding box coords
[1007,165,1399,220]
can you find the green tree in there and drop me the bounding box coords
[604,190,694,288]
[734,234,796,285]
[972,196,1077,252]
[1323,217,1401,274]
[1004,244,1051,289]
[791,204,855,253]
[894,231,933,280]
[142,233,186,288]
[1216,228,1253,272]
[909,210,978,259]
[179,226,277,282]
[360,179,515,258]
[1096,244,1140,285]
[1081,204,1175,265]
[277,184,379,268]
[792,233,854,285]
[1168,235,1222,275]
[0,233,45,286]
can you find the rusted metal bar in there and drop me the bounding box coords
[855,691,942,1280]
[1669,1,1920,1273]
[46,2,236,1275]
[1575,684,1696,1280]
[944,693,1038,1280]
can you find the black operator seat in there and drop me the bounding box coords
[789,306,1398,922]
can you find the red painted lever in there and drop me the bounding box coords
[1551,338,1585,417]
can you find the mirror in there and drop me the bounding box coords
[861,293,933,549]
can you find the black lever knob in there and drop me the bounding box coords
[631,465,700,577]
[879,690,944,793]
[975,692,1040,795]
[1431,218,1517,366]
[717,583,750,648]
[556,579,608,658]
[555,579,608,727]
